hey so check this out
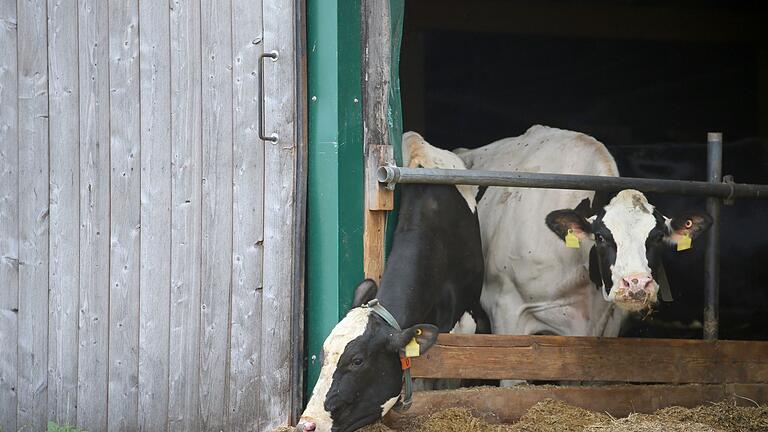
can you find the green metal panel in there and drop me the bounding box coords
[305,0,364,397]
[304,0,405,401]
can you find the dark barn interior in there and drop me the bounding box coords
[400,0,768,339]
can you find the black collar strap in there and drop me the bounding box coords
[362,299,413,412]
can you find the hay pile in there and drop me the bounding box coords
[362,407,504,432]
[359,422,397,432]
[279,398,768,432]
[512,399,767,432]
[581,401,768,432]
[509,398,610,432]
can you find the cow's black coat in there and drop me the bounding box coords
[320,182,486,432]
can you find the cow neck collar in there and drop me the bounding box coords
[361,299,414,412]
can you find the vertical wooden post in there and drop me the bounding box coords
[260,0,304,428]
[137,0,173,429]
[200,0,234,428]
[0,2,19,431]
[229,0,266,430]
[107,1,142,429]
[168,1,204,430]
[17,2,50,430]
[47,0,80,426]
[362,0,395,283]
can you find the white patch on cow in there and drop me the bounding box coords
[300,307,371,432]
[462,125,627,344]
[402,131,478,213]
[450,311,477,334]
[601,190,657,298]
[381,396,399,417]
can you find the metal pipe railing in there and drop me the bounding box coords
[377,166,768,199]
[378,133,768,341]
[704,133,723,340]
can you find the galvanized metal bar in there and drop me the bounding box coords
[377,166,768,200]
[704,133,723,340]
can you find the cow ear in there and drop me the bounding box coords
[665,211,713,243]
[388,324,439,354]
[353,279,378,307]
[546,209,593,241]
[573,197,593,218]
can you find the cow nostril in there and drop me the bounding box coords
[304,421,316,431]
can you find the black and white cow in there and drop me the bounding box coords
[612,139,768,339]
[546,189,712,311]
[296,132,486,432]
[458,125,712,341]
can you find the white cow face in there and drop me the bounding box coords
[546,189,712,311]
[297,301,438,432]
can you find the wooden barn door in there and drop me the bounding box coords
[0,0,306,431]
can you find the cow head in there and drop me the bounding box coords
[546,189,712,311]
[297,281,439,432]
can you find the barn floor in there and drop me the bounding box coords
[359,398,768,432]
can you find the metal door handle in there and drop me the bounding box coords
[259,50,279,142]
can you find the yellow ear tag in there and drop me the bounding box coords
[565,229,580,249]
[677,232,692,251]
[405,338,420,358]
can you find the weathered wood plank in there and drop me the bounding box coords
[168,0,203,429]
[138,0,172,430]
[363,147,394,282]
[107,0,141,430]
[46,0,80,425]
[259,0,300,428]
[0,1,19,430]
[77,0,111,429]
[229,0,264,428]
[412,334,768,383]
[199,0,234,428]
[16,1,50,430]
[290,1,309,419]
[362,1,393,285]
[363,210,387,283]
[361,0,391,152]
[385,384,768,425]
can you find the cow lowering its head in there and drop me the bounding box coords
[295,290,439,432]
[546,189,712,311]
[297,132,485,432]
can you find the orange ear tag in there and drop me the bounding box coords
[405,338,420,358]
[677,232,692,251]
[565,229,580,249]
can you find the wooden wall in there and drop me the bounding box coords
[0,0,304,431]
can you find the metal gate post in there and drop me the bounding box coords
[704,132,723,340]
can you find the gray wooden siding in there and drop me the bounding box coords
[0,1,19,431]
[0,1,303,431]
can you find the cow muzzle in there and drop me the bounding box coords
[296,420,317,432]
[612,273,658,311]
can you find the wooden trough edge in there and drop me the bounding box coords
[410,334,768,384]
[385,384,768,425]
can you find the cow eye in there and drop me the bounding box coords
[352,358,364,367]
[595,234,604,243]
